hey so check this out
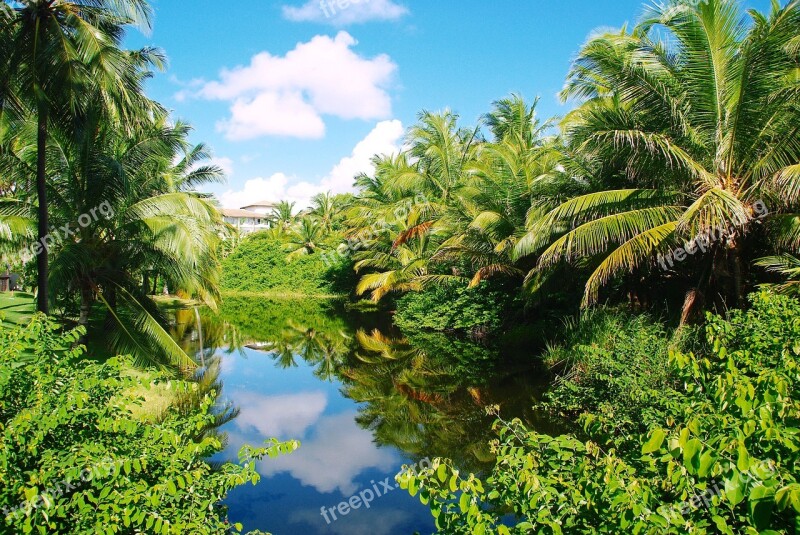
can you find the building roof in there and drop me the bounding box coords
[240,200,277,210]
[222,208,262,219]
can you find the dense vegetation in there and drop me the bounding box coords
[0,317,297,534]
[213,0,800,532]
[235,0,800,333]
[399,291,800,534]
[0,0,798,532]
[0,1,279,532]
[0,0,227,367]
[221,233,353,297]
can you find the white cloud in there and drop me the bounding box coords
[233,391,328,438]
[192,32,397,140]
[208,156,235,177]
[258,412,397,495]
[317,119,404,194]
[218,120,403,209]
[283,0,409,26]
[219,173,291,209]
[220,92,326,140]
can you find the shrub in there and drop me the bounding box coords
[394,282,518,336]
[0,316,297,534]
[399,292,800,534]
[221,233,354,296]
[541,309,682,451]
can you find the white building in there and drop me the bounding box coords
[240,200,278,215]
[222,208,270,235]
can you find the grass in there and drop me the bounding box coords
[0,291,36,326]
[222,289,345,300]
[0,291,178,420]
[122,368,179,422]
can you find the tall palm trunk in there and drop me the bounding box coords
[730,239,746,307]
[36,102,49,314]
[79,281,93,328]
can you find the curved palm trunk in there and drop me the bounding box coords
[36,103,49,314]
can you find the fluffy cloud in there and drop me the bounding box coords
[218,120,404,209]
[192,32,396,140]
[282,0,409,26]
[258,412,398,495]
[218,172,292,209]
[233,391,328,438]
[314,119,404,194]
[221,92,325,140]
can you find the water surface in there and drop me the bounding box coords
[170,297,548,534]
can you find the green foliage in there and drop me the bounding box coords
[541,309,682,450]
[0,316,298,534]
[399,292,800,533]
[394,282,518,336]
[221,233,354,296]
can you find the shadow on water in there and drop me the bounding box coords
[165,296,556,534]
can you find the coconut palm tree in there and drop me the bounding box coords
[0,0,158,314]
[433,96,575,287]
[284,216,323,261]
[515,0,800,316]
[267,200,296,233]
[756,255,800,295]
[6,96,226,368]
[309,192,349,234]
[346,111,484,300]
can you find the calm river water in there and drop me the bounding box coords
[168,297,549,535]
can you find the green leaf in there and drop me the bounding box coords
[749,485,775,530]
[642,428,666,454]
[683,438,702,475]
[437,464,447,483]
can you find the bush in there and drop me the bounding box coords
[221,233,354,296]
[394,282,518,336]
[0,317,297,534]
[541,309,682,451]
[399,292,800,534]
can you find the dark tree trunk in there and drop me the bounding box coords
[730,239,746,308]
[680,288,704,325]
[78,281,93,328]
[36,103,49,315]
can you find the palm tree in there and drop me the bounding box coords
[433,96,570,287]
[756,255,800,295]
[1,0,157,314]
[515,0,800,316]
[5,96,226,368]
[267,200,296,233]
[346,111,483,301]
[284,216,323,261]
[309,192,349,233]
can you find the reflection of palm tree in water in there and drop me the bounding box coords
[265,320,352,381]
[339,329,543,470]
[164,298,544,469]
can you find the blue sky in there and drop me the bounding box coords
[126,0,772,209]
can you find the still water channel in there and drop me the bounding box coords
[168,297,549,535]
